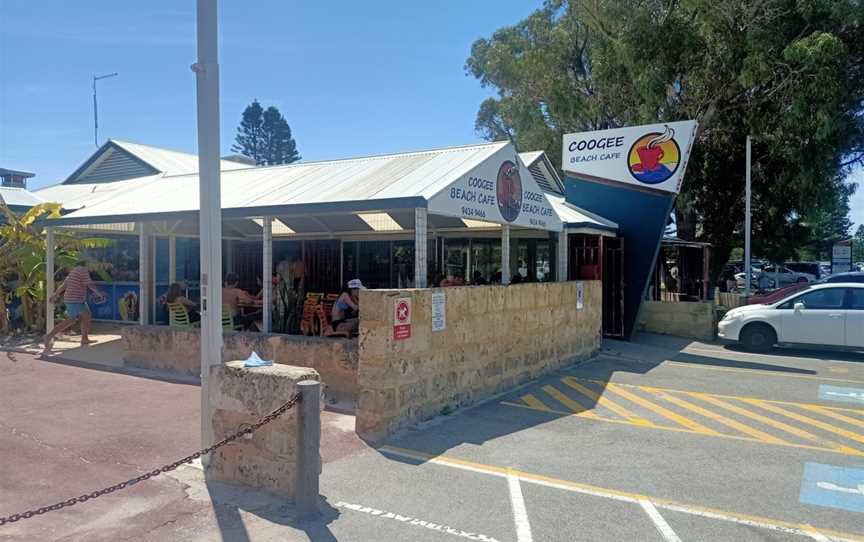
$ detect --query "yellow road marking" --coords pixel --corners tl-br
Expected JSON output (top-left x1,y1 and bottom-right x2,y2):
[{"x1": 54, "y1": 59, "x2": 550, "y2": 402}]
[
  {"x1": 586, "y1": 378, "x2": 864, "y2": 415},
  {"x1": 641, "y1": 386, "x2": 789, "y2": 445},
  {"x1": 541, "y1": 385, "x2": 600, "y2": 418},
  {"x1": 796, "y1": 405, "x2": 864, "y2": 428},
  {"x1": 604, "y1": 383, "x2": 721, "y2": 435},
  {"x1": 379, "y1": 445, "x2": 864, "y2": 542},
  {"x1": 561, "y1": 377, "x2": 653, "y2": 426},
  {"x1": 666, "y1": 361, "x2": 864, "y2": 385},
  {"x1": 688, "y1": 392, "x2": 861, "y2": 455},
  {"x1": 521, "y1": 394, "x2": 551, "y2": 411},
  {"x1": 500, "y1": 400, "x2": 864, "y2": 457},
  {"x1": 740, "y1": 399, "x2": 864, "y2": 446}
]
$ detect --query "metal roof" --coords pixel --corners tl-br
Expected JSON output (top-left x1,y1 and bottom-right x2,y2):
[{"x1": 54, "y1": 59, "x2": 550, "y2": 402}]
[
  {"x1": 518, "y1": 151, "x2": 564, "y2": 195},
  {"x1": 110, "y1": 140, "x2": 249, "y2": 176},
  {"x1": 0, "y1": 186, "x2": 45, "y2": 209},
  {"x1": 547, "y1": 194, "x2": 618, "y2": 232},
  {"x1": 48, "y1": 141, "x2": 512, "y2": 225},
  {"x1": 0, "y1": 168, "x2": 35, "y2": 178}
]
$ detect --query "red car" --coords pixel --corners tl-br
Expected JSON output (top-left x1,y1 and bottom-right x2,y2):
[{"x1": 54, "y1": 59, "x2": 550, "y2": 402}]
[{"x1": 745, "y1": 272, "x2": 864, "y2": 304}]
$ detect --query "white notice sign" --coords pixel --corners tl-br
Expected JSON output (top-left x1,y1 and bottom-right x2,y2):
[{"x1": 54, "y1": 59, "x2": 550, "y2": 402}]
[
  {"x1": 576, "y1": 282, "x2": 584, "y2": 310},
  {"x1": 431, "y1": 292, "x2": 446, "y2": 332}
]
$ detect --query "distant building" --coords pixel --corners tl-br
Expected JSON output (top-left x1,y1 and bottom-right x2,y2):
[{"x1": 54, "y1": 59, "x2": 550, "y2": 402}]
[{"x1": 0, "y1": 168, "x2": 35, "y2": 189}]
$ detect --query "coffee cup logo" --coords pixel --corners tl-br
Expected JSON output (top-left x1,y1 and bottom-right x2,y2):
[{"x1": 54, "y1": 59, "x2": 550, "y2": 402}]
[
  {"x1": 496, "y1": 160, "x2": 522, "y2": 223},
  {"x1": 628, "y1": 125, "x2": 680, "y2": 185}
]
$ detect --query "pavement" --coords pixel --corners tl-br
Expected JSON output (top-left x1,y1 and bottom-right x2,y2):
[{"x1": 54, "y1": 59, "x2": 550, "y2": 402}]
[{"x1": 2, "y1": 333, "x2": 864, "y2": 541}]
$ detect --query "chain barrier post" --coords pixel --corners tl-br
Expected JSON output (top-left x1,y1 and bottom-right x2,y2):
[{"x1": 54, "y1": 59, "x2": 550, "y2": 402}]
[{"x1": 296, "y1": 380, "x2": 321, "y2": 519}]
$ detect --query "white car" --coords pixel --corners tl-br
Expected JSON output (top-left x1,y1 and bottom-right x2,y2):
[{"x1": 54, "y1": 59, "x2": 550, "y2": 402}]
[
  {"x1": 759, "y1": 265, "x2": 816, "y2": 288},
  {"x1": 718, "y1": 283, "x2": 864, "y2": 351}
]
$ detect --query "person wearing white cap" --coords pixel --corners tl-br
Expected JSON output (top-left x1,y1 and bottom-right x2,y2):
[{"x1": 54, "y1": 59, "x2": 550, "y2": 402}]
[{"x1": 332, "y1": 279, "x2": 364, "y2": 334}]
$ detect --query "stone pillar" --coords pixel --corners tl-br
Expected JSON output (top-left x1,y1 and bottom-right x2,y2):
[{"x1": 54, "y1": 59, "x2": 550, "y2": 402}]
[
  {"x1": 46, "y1": 226, "x2": 55, "y2": 331},
  {"x1": 139, "y1": 222, "x2": 150, "y2": 325},
  {"x1": 558, "y1": 230, "x2": 569, "y2": 282},
  {"x1": 414, "y1": 207, "x2": 428, "y2": 288},
  {"x1": 262, "y1": 216, "x2": 273, "y2": 332},
  {"x1": 501, "y1": 225, "x2": 511, "y2": 284}
]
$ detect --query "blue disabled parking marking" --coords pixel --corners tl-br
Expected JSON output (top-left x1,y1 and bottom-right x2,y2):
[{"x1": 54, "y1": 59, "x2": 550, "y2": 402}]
[
  {"x1": 800, "y1": 462, "x2": 864, "y2": 513},
  {"x1": 818, "y1": 385, "x2": 864, "y2": 405}
]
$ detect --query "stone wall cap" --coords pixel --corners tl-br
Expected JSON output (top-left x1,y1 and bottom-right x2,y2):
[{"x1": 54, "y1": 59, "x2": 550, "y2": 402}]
[{"x1": 222, "y1": 360, "x2": 320, "y2": 381}]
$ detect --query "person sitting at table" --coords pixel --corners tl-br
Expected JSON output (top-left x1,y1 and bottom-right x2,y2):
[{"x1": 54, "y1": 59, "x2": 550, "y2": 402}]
[
  {"x1": 222, "y1": 272, "x2": 262, "y2": 330},
  {"x1": 167, "y1": 282, "x2": 200, "y2": 323},
  {"x1": 331, "y1": 279, "x2": 362, "y2": 334}
]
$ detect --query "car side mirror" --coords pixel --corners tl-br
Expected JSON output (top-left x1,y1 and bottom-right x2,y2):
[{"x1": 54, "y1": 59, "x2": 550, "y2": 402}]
[{"x1": 793, "y1": 302, "x2": 805, "y2": 313}]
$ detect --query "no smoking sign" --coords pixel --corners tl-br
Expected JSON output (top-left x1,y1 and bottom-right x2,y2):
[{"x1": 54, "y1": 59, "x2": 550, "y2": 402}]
[{"x1": 393, "y1": 297, "x2": 412, "y2": 340}]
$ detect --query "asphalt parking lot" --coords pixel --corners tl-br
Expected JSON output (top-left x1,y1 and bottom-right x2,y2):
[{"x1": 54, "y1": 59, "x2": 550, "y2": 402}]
[{"x1": 2, "y1": 335, "x2": 863, "y2": 541}]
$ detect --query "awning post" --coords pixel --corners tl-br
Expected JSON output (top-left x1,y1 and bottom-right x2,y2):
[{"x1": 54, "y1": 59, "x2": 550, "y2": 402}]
[
  {"x1": 262, "y1": 216, "x2": 272, "y2": 332},
  {"x1": 501, "y1": 225, "x2": 511, "y2": 285},
  {"x1": 557, "y1": 230, "x2": 568, "y2": 282},
  {"x1": 46, "y1": 226, "x2": 55, "y2": 332},
  {"x1": 414, "y1": 208, "x2": 428, "y2": 288},
  {"x1": 139, "y1": 222, "x2": 150, "y2": 325},
  {"x1": 168, "y1": 235, "x2": 176, "y2": 284}
]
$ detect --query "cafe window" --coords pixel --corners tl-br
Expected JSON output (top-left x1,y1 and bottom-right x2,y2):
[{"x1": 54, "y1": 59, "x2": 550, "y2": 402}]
[
  {"x1": 82, "y1": 234, "x2": 139, "y2": 282},
  {"x1": 392, "y1": 240, "x2": 415, "y2": 288},
  {"x1": 470, "y1": 239, "x2": 501, "y2": 284},
  {"x1": 358, "y1": 241, "x2": 391, "y2": 289},
  {"x1": 442, "y1": 239, "x2": 469, "y2": 285}
]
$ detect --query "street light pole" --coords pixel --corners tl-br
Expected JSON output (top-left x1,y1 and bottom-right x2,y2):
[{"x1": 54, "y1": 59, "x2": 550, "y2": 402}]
[
  {"x1": 744, "y1": 136, "x2": 752, "y2": 298},
  {"x1": 194, "y1": 0, "x2": 223, "y2": 455},
  {"x1": 92, "y1": 73, "x2": 118, "y2": 147}
]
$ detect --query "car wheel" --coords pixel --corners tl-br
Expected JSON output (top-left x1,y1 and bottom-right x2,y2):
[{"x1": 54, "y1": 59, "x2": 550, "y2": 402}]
[
  {"x1": 796, "y1": 277, "x2": 808, "y2": 283},
  {"x1": 740, "y1": 323, "x2": 776, "y2": 353}
]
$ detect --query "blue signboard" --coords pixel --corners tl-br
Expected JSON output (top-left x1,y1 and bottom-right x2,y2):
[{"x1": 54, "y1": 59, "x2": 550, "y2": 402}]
[
  {"x1": 800, "y1": 462, "x2": 864, "y2": 513},
  {"x1": 819, "y1": 385, "x2": 864, "y2": 406},
  {"x1": 87, "y1": 284, "x2": 114, "y2": 320}
]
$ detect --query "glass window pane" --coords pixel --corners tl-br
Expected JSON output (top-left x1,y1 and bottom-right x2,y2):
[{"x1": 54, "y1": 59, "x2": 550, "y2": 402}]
[
  {"x1": 849, "y1": 288, "x2": 864, "y2": 310},
  {"x1": 795, "y1": 288, "x2": 845, "y2": 309},
  {"x1": 358, "y1": 241, "x2": 391, "y2": 289},
  {"x1": 442, "y1": 239, "x2": 468, "y2": 285},
  {"x1": 392, "y1": 241, "x2": 415, "y2": 288}
]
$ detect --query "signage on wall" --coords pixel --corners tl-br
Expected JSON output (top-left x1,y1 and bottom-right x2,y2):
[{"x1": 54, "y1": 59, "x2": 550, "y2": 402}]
[
  {"x1": 393, "y1": 297, "x2": 412, "y2": 340},
  {"x1": 832, "y1": 241, "x2": 852, "y2": 274},
  {"x1": 428, "y1": 142, "x2": 562, "y2": 232},
  {"x1": 576, "y1": 282, "x2": 584, "y2": 310},
  {"x1": 562, "y1": 120, "x2": 698, "y2": 194},
  {"x1": 431, "y1": 292, "x2": 446, "y2": 332}
]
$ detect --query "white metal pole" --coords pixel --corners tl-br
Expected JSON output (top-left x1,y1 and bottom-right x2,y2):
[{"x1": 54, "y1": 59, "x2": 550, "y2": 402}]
[
  {"x1": 414, "y1": 208, "x2": 428, "y2": 288},
  {"x1": 744, "y1": 136, "x2": 752, "y2": 298},
  {"x1": 557, "y1": 229, "x2": 568, "y2": 282},
  {"x1": 262, "y1": 216, "x2": 273, "y2": 333},
  {"x1": 46, "y1": 227, "x2": 55, "y2": 332},
  {"x1": 501, "y1": 225, "x2": 511, "y2": 285},
  {"x1": 168, "y1": 235, "x2": 177, "y2": 284},
  {"x1": 195, "y1": 0, "x2": 223, "y2": 452},
  {"x1": 139, "y1": 222, "x2": 149, "y2": 325}
]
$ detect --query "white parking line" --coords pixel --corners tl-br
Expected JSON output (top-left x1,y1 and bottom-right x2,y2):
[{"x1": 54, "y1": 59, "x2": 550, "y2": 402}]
[
  {"x1": 640, "y1": 500, "x2": 682, "y2": 542},
  {"x1": 507, "y1": 469, "x2": 533, "y2": 542}
]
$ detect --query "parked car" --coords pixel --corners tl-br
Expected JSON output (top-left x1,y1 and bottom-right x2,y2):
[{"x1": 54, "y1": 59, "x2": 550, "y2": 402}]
[
  {"x1": 758, "y1": 264, "x2": 816, "y2": 288},
  {"x1": 786, "y1": 262, "x2": 823, "y2": 281},
  {"x1": 745, "y1": 272, "x2": 864, "y2": 305},
  {"x1": 718, "y1": 283, "x2": 864, "y2": 351}
]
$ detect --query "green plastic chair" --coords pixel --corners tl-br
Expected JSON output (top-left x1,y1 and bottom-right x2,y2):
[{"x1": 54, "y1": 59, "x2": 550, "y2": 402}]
[
  {"x1": 167, "y1": 302, "x2": 194, "y2": 328},
  {"x1": 222, "y1": 304, "x2": 242, "y2": 331}
]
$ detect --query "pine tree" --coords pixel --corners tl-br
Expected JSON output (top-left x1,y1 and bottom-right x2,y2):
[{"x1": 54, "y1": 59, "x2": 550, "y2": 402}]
[{"x1": 231, "y1": 100, "x2": 300, "y2": 166}]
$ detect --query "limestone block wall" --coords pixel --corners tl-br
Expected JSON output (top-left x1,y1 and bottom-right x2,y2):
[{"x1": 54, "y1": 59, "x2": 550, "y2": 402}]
[
  {"x1": 356, "y1": 281, "x2": 602, "y2": 440},
  {"x1": 636, "y1": 300, "x2": 716, "y2": 341},
  {"x1": 207, "y1": 361, "x2": 319, "y2": 499},
  {"x1": 122, "y1": 327, "x2": 358, "y2": 403}
]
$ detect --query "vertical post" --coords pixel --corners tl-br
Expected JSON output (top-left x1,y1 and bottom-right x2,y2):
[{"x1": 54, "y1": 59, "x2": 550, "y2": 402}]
[
  {"x1": 501, "y1": 225, "x2": 511, "y2": 285},
  {"x1": 195, "y1": 0, "x2": 223, "y2": 453},
  {"x1": 139, "y1": 222, "x2": 150, "y2": 325},
  {"x1": 557, "y1": 230, "x2": 568, "y2": 282},
  {"x1": 744, "y1": 136, "x2": 752, "y2": 298},
  {"x1": 168, "y1": 235, "x2": 177, "y2": 284},
  {"x1": 414, "y1": 207, "x2": 428, "y2": 288},
  {"x1": 262, "y1": 216, "x2": 273, "y2": 333},
  {"x1": 296, "y1": 380, "x2": 321, "y2": 518},
  {"x1": 46, "y1": 227, "x2": 55, "y2": 332}
]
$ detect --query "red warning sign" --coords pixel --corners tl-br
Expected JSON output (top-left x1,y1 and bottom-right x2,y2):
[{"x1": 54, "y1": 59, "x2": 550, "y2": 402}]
[{"x1": 393, "y1": 297, "x2": 412, "y2": 340}]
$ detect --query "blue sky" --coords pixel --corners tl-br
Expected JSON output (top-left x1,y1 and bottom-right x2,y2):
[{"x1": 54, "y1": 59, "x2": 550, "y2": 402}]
[{"x1": 1, "y1": 0, "x2": 862, "y2": 227}]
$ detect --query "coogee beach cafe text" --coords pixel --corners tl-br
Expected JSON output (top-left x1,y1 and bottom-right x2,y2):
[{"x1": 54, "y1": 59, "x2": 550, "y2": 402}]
[
  {"x1": 448, "y1": 176, "x2": 554, "y2": 228},
  {"x1": 567, "y1": 136, "x2": 625, "y2": 164}
]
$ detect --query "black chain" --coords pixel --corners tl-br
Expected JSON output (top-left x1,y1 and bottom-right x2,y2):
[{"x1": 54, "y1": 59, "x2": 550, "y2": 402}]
[{"x1": 0, "y1": 393, "x2": 301, "y2": 526}]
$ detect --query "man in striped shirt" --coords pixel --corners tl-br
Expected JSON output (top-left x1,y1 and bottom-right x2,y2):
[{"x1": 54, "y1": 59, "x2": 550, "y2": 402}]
[{"x1": 44, "y1": 260, "x2": 104, "y2": 353}]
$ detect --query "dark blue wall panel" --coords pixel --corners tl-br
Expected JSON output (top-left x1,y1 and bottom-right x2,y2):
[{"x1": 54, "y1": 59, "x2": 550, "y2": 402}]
[{"x1": 565, "y1": 177, "x2": 674, "y2": 339}]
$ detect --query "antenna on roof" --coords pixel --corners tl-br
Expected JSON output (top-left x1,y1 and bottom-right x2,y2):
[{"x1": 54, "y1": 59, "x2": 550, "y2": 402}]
[{"x1": 93, "y1": 73, "x2": 119, "y2": 146}]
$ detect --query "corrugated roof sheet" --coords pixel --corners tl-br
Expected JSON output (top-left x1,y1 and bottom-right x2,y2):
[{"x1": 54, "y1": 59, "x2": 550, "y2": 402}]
[
  {"x1": 0, "y1": 186, "x2": 45, "y2": 208},
  {"x1": 111, "y1": 140, "x2": 249, "y2": 176},
  {"x1": 50, "y1": 142, "x2": 509, "y2": 221},
  {"x1": 547, "y1": 194, "x2": 618, "y2": 231}
]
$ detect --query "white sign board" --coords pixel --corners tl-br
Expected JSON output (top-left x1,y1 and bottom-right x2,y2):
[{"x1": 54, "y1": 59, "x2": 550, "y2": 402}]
[
  {"x1": 428, "y1": 142, "x2": 562, "y2": 231},
  {"x1": 832, "y1": 243, "x2": 853, "y2": 274},
  {"x1": 576, "y1": 282, "x2": 584, "y2": 310},
  {"x1": 431, "y1": 292, "x2": 446, "y2": 332},
  {"x1": 562, "y1": 120, "x2": 698, "y2": 194}
]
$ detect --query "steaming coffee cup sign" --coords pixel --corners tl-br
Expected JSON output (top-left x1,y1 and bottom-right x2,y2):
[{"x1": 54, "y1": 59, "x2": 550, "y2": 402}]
[
  {"x1": 627, "y1": 126, "x2": 680, "y2": 184},
  {"x1": 393, "y1": 297, "x2": 412, "y2": 340}
]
